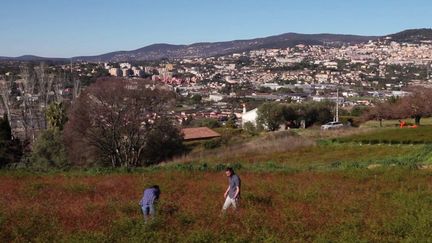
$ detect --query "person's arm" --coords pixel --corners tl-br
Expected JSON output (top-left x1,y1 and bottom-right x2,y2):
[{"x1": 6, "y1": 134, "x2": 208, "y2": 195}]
[
  {"x1": 233, "y1": 186, "x2": 240, "y2": 199},
  {"x1": 224, "y1": 185, "x2": 230, "y2": 198}
]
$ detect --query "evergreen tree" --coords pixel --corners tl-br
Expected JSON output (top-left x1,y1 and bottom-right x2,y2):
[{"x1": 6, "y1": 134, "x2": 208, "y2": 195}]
[
  {"x1": 0, "y1": 114, "x2": 22, "y2": 168},
  {"x1": 28, "y1": 102, "x2": 69, "y2": 169},
  {"x1": 0, "y1": 113, "x2": 12, "y2": 141}
]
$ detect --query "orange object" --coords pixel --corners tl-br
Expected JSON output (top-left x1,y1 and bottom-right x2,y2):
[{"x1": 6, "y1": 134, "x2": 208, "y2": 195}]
[{"x1": 399, "y1": 120, "x2": 407, "y2": 128}]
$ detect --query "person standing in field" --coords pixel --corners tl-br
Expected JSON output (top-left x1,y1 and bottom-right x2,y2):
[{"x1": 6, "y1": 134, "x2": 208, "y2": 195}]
[
  {"x1": 139, "y1": 185, "x2": 160, "y2": 221},
  {"x1": 222, "y1": 167, "x2": 241, "y2": 211}
]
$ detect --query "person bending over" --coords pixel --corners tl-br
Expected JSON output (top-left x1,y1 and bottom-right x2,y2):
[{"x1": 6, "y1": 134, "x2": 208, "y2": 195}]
[{"x1": 139, "y1": 185, "x2": 160, "y2": 221}]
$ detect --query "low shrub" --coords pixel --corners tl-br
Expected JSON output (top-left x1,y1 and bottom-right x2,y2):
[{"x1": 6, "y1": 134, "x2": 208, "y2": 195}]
[{"x1": 203, "y1": 139, "x2": 222, "y2": 150}]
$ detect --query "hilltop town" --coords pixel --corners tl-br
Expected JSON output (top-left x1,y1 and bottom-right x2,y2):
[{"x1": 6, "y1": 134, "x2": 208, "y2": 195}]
[{"x1": 1, "y1": 31, "x2": 432, "y2": 140}]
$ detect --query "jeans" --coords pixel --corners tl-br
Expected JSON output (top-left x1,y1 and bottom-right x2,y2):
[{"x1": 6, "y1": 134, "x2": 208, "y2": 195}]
[
  {"x1": 141, "y1": 204, "x2": 155, "y2": 221},
  {"x1": 222, "y1": 196, "x2": 238, "y2": 211}
]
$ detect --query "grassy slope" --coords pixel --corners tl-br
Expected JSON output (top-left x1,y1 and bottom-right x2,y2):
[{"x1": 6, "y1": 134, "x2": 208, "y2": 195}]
[{"x1": 2, "y1": 127, "x2": 432, "y2": 241}]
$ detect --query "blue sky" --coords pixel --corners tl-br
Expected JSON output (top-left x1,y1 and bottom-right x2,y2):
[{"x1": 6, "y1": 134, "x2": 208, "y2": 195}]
[{"x1": 0, "y1": 0, "x2": 430, "y2": 57}]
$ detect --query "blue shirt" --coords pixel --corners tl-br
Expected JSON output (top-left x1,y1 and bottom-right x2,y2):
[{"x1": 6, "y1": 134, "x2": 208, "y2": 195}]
[
  {"x1": 139, "y1": 188, "x2": 160, "y2": 206},
  {"x1": 229, "y1": 174, "x2": 241, "y2": 198}
]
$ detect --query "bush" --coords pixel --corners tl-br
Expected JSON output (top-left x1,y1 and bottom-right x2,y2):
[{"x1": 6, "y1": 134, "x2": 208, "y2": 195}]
[
  {"x1": 203, "y1": 138, "x2": 222, "y2": 150},
  {"x1": 191, "y1": 118, "x2": 221, "y2": 129},
  {"x1": 29, "y1": 128, "x2": 69, "y2": 169},
  {"x1": 243, "y1": 122, "x2": 259, "y2": 136}
]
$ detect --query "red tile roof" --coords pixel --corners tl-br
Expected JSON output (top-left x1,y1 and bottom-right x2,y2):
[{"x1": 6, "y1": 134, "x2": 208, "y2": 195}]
[{"x1": 181, "y1": 127, "x2": 221, "y2": 141}]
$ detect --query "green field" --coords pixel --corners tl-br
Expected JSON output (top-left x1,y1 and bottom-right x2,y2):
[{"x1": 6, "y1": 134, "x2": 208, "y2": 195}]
[
  {"x1": 3, "y1": 127, "x2": 432, "y2": 242},
  {"x1": 361, "y1": 117, "x2": 432, "y2": 128},
  {"x1": 334, "y1": 126, "x2": 432, "y2": 145},
  {"x1": 172, "y1": 144, "x2": 428, "y2": 172}
]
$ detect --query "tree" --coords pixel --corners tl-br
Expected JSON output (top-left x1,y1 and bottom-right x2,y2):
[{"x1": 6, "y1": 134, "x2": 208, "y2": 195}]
[
  {"x1": 0, "y1": 113, "x2": 12, "y2": 141},
  {"x1": 19, "y1": 64, "x2": 38, "y2": 141},
  {"x1": 141, "y1": 119, "x2": 185, "y2": 165},
  {"x1": 350, "y1": 106, "x2": 369, "y2": 117},
  {"x1": 257, "y1": 102, "x2": 285, "y2": 131},
  {"x1": 282, "y1": 105, "x2": 298, "y2": 127},
  {"x1": 190, "y1": 118, "x2": 221, "y2": 129},
  {"x1": 64, "y1": 77, "x2": 183, "y2": 167},
  {"x1": 293, "y1": 101, "x2": 333, "y2": 128},
  {"x1": 0, "y1": 114, "x2": 22, "y2": 168},
  {"x1": 191, "y1": 94, "x2": 202, "y2": 105},
  {"x1": 29, "y1": 128, "x2": 68, "y2": 169},
  {"x1": 399, "y1": 88, "x2": 432, "y2": 125},
  {"x1": 0, "y1": 78, "x2": 14, "y2": 123},
  {"x1": 29, "y1": 102, "x2": 69, "y2": 169},
  {"x1": 35, "y1": 62, "x2": 54, "y2": 107},
  {"x1": 362, "y1": 102, "x2": 395, "y2": 127},
  {"x1": 45, "y1": 102, "x2": 68, "y2": 130},
  {"x1": 363, "y1": 87, "x2": 432, "y2": 126},
  {"x1": 225, "y1": 113, "x2": 238, "y2": 129}
]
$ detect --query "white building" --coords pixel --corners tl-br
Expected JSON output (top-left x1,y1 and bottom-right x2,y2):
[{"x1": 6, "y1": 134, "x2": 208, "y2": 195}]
[
  {"x1": 119, "y1": 63, "x2": 132, "y2": 69},
  {"x1": 241, "y1": 105, "x2": 258, "y2": 127},
  {"x1": 391, "y1": 91, "x2": 410, "y2": 97},
  {"x1": 109, "y1": 68, "x2": 122, "y2": 77},
  {"x1": 122, "y1": 69, "x2": 132, "y2": 77},
  {"x1": 133, "y1": 69, "x2": 145, "y2": 77},
  {"x1": 208, "y1": 94, "x2": 225, "y2": 102}
]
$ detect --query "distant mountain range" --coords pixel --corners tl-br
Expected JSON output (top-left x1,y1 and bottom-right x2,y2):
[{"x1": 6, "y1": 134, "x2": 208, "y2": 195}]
[
  {"x1": 71, "y1": 33, "x2": 375, "y2": 62},
  {"x1": 1, "y1": 29, "x2": 431, "y2": 62}
]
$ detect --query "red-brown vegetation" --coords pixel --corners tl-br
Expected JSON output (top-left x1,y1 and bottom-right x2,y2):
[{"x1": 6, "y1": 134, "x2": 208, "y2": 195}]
[{"x1": 2, "y1": 169, "x2": 432, "y2": 241}]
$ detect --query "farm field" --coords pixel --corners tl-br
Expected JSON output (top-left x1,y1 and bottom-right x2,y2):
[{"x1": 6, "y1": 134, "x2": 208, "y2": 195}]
[{"x1": 2, "y1": 127, "x2": 432, "y2": 242}]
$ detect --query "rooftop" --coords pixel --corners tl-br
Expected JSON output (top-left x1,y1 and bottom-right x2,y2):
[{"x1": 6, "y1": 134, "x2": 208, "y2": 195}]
[{"x1": 181, "y1": 127, "x2": 221, "y2": 141}]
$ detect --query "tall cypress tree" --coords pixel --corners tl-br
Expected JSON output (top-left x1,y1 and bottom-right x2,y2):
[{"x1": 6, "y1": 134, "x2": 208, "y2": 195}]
[
  {"x1": 0, "y1": 113, "x2": 12, "y2": 141},
  {"x1": 0, "y1": 114, "x2": 21, "y2": 168}
]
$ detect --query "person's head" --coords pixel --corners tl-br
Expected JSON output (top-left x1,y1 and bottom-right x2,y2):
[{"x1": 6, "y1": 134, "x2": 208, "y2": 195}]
[
  {"x1": 225, "y1": 167, "x2": 234, "y2": 177},
  {"x1": 152, "y1": 185, "x2": 160, "y2": 191}
]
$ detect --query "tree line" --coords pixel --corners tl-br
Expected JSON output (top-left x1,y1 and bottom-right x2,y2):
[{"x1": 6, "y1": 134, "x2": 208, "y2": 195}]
[
  {"x1": 4, "y1": 72, "x2": 430, "y2": 170},
  {"x1": 1, "y1": 77, "x2": 185, "y2": 169},
  {"x1": 255, "y1": 101, "x2": 335, "y2": 131},
  {"x1": 363, "y1": 87, "x2": 432, "y2": 126}
]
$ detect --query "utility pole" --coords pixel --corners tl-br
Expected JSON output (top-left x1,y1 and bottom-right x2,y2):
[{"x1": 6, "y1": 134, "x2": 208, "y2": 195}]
[
  {"x1": 335, "y1": 87, "x2": 339, "y2": 122},
  {"x1": 428, "y1": 61, "x2": 431, "y2": 81}
]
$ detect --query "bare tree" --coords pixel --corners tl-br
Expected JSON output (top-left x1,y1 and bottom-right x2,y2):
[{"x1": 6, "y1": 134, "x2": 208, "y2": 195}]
[
  {"x1": 73, "y1": 79, "x2": 81, "y2": 100},
  {"x1": 19, "y1": 64, "x2": 38, "y2": 141},
  {"x1": 64, "y1": 77, "x2": 183, "y2": 167},
  {"x1": 0, "y1": 77, "x2": 13, "y2": 123},
  {"x1": 35, "y1": 62, "x2": 55, "y2": 107},
  {"x1": 52, "y1": 70, "x2": 65, "y2": 103},
  {"x1": 362, "y1": 102, "x2": 395, "y2": 127},
  {"x1": 399, "y1": 87, "x2": 432, "y2": 125}
]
